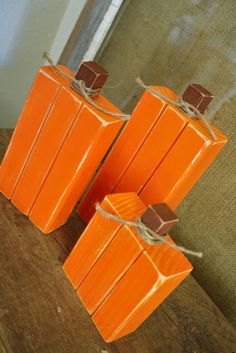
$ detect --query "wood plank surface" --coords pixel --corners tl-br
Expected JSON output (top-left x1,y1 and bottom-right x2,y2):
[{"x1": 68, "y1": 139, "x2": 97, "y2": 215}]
[{"x1": 0, "y1": 129, "x2": 235, "y2": 353}]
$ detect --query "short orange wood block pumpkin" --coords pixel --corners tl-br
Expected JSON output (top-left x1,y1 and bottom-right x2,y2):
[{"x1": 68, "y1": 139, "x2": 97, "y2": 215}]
[{"x1": 64, "y1": 192, "x2": 192, "y2": 342}]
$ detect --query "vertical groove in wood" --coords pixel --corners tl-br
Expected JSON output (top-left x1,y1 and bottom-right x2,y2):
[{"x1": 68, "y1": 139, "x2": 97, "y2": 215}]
[
  {"x1": 63, "y1": 193, "x2": 145, "y2": 290},
  {"x1": 11, "y1": 88, "x2": 82, "y2": 215},
  {"x1": 77, "y1": 87, "x2": 177, "y2": 223},
  {"x1": 0, "y1": 69, "x2": 61, "y2": 199},
  {"x1": 92, "y1": 241, "x2": 192, "y2": 342},
  {"x1": 140, "y1": 124, "x2": 227, "y2": 209}
]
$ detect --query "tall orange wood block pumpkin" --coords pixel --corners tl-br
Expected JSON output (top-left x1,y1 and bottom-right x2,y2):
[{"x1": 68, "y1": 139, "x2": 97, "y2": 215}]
[
  {"x1": 28, "y1": 99, "x2": 124, "y2": 233},
  {"x1": 0, "y1": 59, "x2": 125, "y2": 232},
  {"x1": 10, "y1": 60, "x2": 124, "y2": 219},
  {"x1": 77, "y1": 86, "x2": 178, "y2": 223},
  {"x1": 64, "y1": 192, "x2": 192, "y2": 342},
  {"x1": 0, "y1": 65, "x2": 71, "y2": 199}
]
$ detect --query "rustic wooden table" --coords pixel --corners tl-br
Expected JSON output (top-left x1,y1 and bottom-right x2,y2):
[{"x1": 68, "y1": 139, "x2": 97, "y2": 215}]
[{"x1": 0, "y1": 129, "x2": 235, "y2": 353}]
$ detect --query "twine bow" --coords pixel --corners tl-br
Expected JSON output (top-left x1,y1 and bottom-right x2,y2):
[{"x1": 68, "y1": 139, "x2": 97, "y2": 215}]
[
  {"x1": 95, "y1": 203, "x2": 203, "y2": 258},
  {"x1": 136, "y1": 77, "x2": 217, "y2": 141},
  {"x1": 43, "y1": 52, "x2": 130, "y2": 120}
]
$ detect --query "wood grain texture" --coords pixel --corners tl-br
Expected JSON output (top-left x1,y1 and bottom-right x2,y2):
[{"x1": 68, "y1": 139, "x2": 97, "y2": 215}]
[{"x1": 0, "y1": 129, "x2": 235, "y2": 352}]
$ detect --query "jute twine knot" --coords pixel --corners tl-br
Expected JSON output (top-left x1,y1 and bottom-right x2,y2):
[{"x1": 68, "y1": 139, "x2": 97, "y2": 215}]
[
  {"x1": 95, "y1": 203, "x2": 203, "y2": 258},
  {"x1": 136, "y1": 77, "x2": 217, "y2": 141},
  {"x1": 43, "y1": 52, "x2": 130, "y2": 120}
]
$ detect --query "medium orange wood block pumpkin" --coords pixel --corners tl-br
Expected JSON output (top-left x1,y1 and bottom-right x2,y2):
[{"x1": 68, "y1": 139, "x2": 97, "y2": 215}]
[
  {"x1": 78, "y1": 83, "x2": 227, "y2": 220},
  {"x1": 92, "y1": 240, "x2": 192, "y2": 342},
  {"x1": 0, "y1": 65, "x2": 71, "y2": 199},
  {"x1": 77, "y1": 86, "x2": 178, "y2": 223},
  {"x1": 137, "y1": 84, "x2": 227, "y2": 209},
  {"x1": 63, "y1": 193, "x2": 145, "y2": 289}
]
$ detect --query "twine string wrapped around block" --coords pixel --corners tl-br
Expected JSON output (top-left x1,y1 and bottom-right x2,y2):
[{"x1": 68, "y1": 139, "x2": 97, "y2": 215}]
[
  {"x1": 136, "y1": 77, "x2": 217, "y2": 141},
  {"x1": 43, "y1": 52, "x2": 217, "y2": 139},
  {"x1": 95, "y1": 203, "x2": 203, "y2": 258},
  {"x1": 43, "y1": 52, "x2": 130, "y2": 120}
]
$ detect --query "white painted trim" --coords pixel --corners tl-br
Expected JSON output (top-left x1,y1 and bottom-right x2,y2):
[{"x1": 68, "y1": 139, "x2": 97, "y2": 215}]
[
  {"x1": 82, "y1": 0, "x2": 124, "y2": 62},
  {"x1": 48, "y1": 0, "x2": 87, "y2": 64}
]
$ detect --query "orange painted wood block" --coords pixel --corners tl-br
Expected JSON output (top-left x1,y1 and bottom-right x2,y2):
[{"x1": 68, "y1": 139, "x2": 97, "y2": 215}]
[
  {"x1": 63, "y1": 193, "x2": 145, "y2": 289},
  {"x1": 78, "y1": 84, "x2": 227, "y2": 222},
  {"x1": 28, "y1": 105, "x2": 124, "y2": 234},
  {"x1": 140, "y1": 122, "x2": 227, "y2": 210},
  {"x1": 64, "y1": 191, "x2": 191, "y2": 341},
  {"x1": 0, "y1": 66, "x2": 71, "y2": 199},
  {"x1": 92, "y1": 236, "x2": 192, "y2": 342},
  {"x1": 11, "y1": 86, "x2": 82, "y2": 215},
  {"x1": 113, "y1": 105, "x2": 188, "y2": 194},
  {"x1": 77, "y1": 225, "x2": 144, "y2": 314},
  {"x1": 77, "y1": 87, "x2": 178, "y2": 223}
]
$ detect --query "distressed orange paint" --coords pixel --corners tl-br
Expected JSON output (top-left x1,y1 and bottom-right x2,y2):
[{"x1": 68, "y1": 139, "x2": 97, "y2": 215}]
[
  {"x1": 63, "y1": 193, "x2": 145, "y2": 289},
  {"x1": 29, "y1": 104, "x2": 124, "y2": 234},
  {"x1": 78, "y1": 85, "x2": 227, "y2": 221},
  {"x1": 92, "y1": 236, "x2": 192, "y2": 342},
  {"x1": 0, "y1": 66, "x2": 71, "y2": 199},
  {"x1": 64, "y1": 192, "x2": 192, "y2": 341},
  {"x1": 113, "y1": 105, "x2": 188, "y2": 194},
  {"x1": 77, "y1": 87, "x2": 178, "y2": 223},
  {"x1": 77, "y1": 225, "x2": 144, "y2": 314},
  {"x1": 0, "y1": 60, "x2": 125, "y2": 229},
  {"x1": 11, "y1": 87, "x2": 82, "y2": 215},
  {"x1": 140, "y1": 122, "x2": 227, "y2": 210}
]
